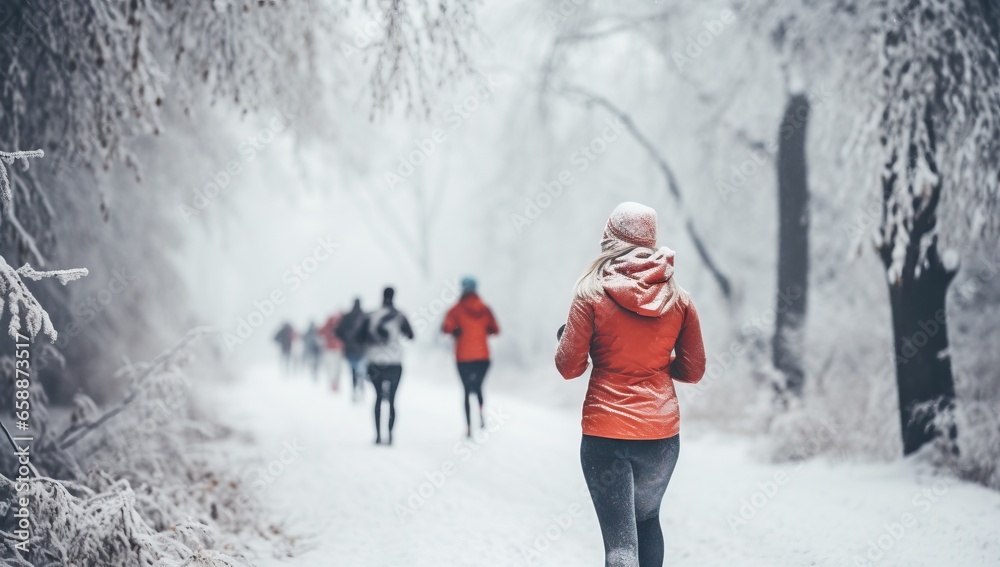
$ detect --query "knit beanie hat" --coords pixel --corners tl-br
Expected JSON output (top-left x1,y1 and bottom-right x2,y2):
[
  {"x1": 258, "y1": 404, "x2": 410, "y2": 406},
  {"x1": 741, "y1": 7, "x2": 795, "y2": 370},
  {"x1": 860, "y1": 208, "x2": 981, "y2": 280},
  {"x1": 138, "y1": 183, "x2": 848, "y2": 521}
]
[
  {"x1": 603, "y1": 202, "x2": 658, "y2": 248},
  {"x1": 460, "y1": 276, "x2": 477, "y2": 294}
]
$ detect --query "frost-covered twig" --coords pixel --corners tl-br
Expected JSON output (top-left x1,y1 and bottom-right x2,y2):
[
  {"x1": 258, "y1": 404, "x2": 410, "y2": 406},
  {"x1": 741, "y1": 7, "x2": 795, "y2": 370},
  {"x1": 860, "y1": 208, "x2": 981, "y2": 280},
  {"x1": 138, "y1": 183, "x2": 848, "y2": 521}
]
[
  {"x1": 0, "y1": 255, "x2": 88, "y2": 341},
  {"x1": 16, "y1": 263, "x2": 90, "y2": 285},
  {"x1": 0, "y1": 149, "x2": 43, "y2": 207},
  {"x1": 0, "y1": 417, "x2": 40, "y2": 477},
  {"x1": 0, "y1": 256, "x2": 55, "y2": 341},
  {"x1": 58, "y1": 327, "x2": 215, "y2": 450}
]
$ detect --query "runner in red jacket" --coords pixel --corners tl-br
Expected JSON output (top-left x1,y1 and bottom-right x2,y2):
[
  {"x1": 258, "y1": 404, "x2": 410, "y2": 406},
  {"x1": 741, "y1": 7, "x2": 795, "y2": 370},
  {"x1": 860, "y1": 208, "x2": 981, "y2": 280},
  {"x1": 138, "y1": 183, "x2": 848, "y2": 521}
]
[
  {"x1": 319, "y1": 313, "x2": 345, "y2": 391},
  {"x1": 555, "y1": 202, "x2": 705, "y2": 567},
  {"x1": 442, "y1": 277, "x2": 500, "y2": 437}
]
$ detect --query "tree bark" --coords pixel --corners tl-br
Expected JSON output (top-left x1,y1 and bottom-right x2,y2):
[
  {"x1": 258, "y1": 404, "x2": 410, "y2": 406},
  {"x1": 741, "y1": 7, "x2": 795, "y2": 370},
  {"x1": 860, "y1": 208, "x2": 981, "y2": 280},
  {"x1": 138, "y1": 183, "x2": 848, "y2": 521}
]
[
  {"x1": 772, "y1": 93, "x2": 810, "y2": 399},
  {"x1": 879, "y1": 136, "x2": 958, "y2": 455},
  {"x1": 886, "y1": 240, "x2": 956, "y2": 455}
]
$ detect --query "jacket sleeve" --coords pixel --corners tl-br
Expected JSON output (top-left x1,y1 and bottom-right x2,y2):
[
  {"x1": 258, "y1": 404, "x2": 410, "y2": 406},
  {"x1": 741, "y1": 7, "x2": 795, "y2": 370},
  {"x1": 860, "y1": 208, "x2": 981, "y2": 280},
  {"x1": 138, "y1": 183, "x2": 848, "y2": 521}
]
[
  {"x1": 441, "y1": 307, "x2": 458, "y2": 334},
  {"x1": 486, "y1": 308, "x2": 500, "y2": 336},
  {"x1": 555, "y1": 297, "x2": 594, "y2": 380},
  {"x1": 670, "y1": 299, "x2": 706, "y2": 384},
  {"x1": 399, "y1": 314, "x2": 415, "y2": 340}
]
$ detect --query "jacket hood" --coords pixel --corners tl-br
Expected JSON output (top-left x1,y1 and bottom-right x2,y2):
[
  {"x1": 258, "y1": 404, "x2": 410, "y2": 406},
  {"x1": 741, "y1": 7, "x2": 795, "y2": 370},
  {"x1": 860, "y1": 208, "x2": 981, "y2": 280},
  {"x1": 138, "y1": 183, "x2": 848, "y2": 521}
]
[
  {"x1": 602, "y1": 247, "x2": 679, "y2": 317},
  {"x1": 458, "y1": 293, "x2": 491, "y2": 317}
]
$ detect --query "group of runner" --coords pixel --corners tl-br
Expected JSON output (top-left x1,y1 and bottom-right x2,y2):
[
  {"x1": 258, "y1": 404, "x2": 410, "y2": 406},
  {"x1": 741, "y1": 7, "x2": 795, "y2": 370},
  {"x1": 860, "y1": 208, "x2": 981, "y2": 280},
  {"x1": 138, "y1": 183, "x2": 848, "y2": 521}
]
[
  {"x1": 276, "y1": 202, "x2": 709, "y2": 565},
  {"x1": 272, "y1": 277, "x2": 500, "y2": 444}
]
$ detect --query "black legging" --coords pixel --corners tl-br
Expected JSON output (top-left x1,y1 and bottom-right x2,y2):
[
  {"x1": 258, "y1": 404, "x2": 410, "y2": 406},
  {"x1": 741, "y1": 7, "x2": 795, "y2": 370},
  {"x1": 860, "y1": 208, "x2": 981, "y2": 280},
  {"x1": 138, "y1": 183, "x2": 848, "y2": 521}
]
[
  {"x1": 457, "y1": 360, "x2": 490, "y2": 430},
  {"x1": 580, "y1": 434, "x2": 680, "y2": 567},
  {"x1": 368, "y1": 363, "x2": 402, "y2": 444}
]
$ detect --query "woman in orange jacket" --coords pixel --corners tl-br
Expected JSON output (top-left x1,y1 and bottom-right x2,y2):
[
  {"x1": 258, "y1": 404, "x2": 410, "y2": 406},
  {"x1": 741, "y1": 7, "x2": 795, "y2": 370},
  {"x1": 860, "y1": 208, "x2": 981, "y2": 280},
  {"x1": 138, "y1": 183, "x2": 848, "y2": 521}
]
[
  {"x1": 555, "y1": 202, "x2": 706, "y2": 567},
  {"x1": 442, "y1": 276, "x2": 500, "y2": 437}
]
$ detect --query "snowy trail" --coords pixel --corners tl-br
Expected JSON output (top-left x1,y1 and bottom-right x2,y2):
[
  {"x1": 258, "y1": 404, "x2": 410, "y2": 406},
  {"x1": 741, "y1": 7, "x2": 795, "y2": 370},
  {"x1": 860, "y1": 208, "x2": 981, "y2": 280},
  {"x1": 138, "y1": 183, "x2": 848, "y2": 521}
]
[{"x1": 212, "y1": 363, "x2": 1000, "y2": 567}]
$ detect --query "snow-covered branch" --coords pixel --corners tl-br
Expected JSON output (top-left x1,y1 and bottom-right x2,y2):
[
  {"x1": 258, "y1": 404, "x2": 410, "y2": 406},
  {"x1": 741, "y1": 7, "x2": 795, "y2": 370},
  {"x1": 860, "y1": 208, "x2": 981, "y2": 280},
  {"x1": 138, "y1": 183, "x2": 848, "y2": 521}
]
[
  {"x1": 57, "y1": 327, "x2": 214, "y2": 450},
  {"x1": 0, "y1": 149, "x2": 43, "y2": 207},
  {"x1": 0, "y1": 255, "x2": 79, "y2": 342},
  {"x1": 15, "y1": 263, "x2": 89, "y2": 285},
  {"x1": 559, "y1": 83, "x2": 734, "y2": 300},
  {"x1": 1, "y1": 328, "x2": 273, "y2": 565}
]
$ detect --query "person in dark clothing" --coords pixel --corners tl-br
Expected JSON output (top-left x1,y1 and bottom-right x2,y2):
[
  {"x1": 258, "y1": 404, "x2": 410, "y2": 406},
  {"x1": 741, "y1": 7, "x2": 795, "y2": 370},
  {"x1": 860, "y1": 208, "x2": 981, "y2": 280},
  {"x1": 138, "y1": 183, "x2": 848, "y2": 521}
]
[
  {"x1": 336, "y1": 298, "x2": 368, "y2": 402},
  {"x1": 357, "y1": 287, "x2": 413, "y2": 445},
  {"x1": 441, "y1": 276, "x2": 500, "y2": 438},
  {"x1": 301, "y1": 322, "x2": 323, "y2": 380},
  {"x1": 318, "y1": 312, "x2": 345, "y2": 391},
  {"x1": 273, "y1": 322, "x2": 296, "y2": 373}
]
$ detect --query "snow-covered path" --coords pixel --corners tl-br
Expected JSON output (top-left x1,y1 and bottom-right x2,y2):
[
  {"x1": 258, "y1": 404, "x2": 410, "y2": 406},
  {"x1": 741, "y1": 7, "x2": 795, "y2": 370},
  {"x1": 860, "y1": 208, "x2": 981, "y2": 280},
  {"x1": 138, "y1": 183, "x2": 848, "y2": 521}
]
[{"x1": 213, "y1": 363, "x2": 1000, "y2": 567}]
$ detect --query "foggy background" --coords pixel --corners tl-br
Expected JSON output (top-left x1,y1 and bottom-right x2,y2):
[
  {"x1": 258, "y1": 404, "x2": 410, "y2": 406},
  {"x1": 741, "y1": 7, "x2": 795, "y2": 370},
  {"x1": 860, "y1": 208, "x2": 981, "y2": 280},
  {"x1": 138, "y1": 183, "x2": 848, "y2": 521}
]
[{"x1": 1, "y1": 0, "x2": 999, "y2": 565}]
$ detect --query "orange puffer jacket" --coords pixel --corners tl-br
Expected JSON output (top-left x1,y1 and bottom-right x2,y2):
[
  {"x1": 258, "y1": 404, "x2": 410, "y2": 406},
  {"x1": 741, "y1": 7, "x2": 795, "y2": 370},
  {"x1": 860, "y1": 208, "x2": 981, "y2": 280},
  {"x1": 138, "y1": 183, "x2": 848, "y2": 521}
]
[
  {"x1": 442, "y1": 293, "x2": 500, "y2": 362},
  {"x1": 555, "y1": 247, "x2": 706, "y2": 440}
]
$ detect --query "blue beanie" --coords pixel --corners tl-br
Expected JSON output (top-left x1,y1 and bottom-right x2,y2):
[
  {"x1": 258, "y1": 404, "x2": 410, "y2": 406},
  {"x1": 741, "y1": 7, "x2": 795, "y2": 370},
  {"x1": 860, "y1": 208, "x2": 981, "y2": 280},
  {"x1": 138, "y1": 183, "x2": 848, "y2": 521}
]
[{"x1": 460, "y1": 276, "x2": 477, "y2": 294}]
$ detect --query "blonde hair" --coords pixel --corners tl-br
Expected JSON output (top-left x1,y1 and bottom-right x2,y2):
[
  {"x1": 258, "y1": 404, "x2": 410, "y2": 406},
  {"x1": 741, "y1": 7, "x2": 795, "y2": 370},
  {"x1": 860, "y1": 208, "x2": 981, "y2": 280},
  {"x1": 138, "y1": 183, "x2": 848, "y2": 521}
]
[{"x1": 573, "y1": 238, "x2": 638, "y2": 299}]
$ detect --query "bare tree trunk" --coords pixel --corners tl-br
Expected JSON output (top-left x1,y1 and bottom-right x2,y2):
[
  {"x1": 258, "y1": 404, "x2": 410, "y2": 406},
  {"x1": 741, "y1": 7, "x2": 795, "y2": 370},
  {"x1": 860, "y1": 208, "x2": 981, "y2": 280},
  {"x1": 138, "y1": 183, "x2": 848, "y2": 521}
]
[
  {"x1": 772, "y1": 93, "x2": 810, "y2": 399},
  {"x1": 887, "y1": 241, "x2": 956, "y2": 455}
]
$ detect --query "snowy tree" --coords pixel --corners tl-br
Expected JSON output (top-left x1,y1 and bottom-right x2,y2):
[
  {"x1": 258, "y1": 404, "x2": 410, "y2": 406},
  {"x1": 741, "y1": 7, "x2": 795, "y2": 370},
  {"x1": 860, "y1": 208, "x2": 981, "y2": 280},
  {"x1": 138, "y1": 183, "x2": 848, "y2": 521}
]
[
  {"x1": 537, "y1": 0, "x2": 735, "y2": 302},
  {"x1": 771, "y1": 90, "x2": 810, "y2": 400},
  {"x1": 872, "y1": 0, "x2": 1000, "y2": 455},
  {"x1": 1, "y1": 1, "x2": 482, "y2": 563},
  {"x1": 0, "y1": 0, "x2": 481, "y2": 398},
  {"x1": 739, "y1": 3, "x2": 823, "y2": 402}
]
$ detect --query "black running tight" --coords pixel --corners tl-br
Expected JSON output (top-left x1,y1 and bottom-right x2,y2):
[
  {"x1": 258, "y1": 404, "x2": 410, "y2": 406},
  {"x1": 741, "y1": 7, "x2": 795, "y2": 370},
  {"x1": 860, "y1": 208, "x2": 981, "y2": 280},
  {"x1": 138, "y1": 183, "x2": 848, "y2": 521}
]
[
  {"x1": 580, "y1": 434, "x2": 680, "y2": 567},
  {"x1": 368, "y1": 363, "x2": 402, "y2": 443},
  {"x1": 457, "y1": 359, "x2": 490, "y2": 429}
]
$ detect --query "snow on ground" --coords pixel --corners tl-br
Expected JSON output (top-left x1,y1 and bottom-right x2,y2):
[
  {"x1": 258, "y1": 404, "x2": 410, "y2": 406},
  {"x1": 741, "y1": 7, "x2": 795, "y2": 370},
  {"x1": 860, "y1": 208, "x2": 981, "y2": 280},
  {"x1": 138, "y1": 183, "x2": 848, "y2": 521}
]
[{"x1": 209, "y1": 358, "x2": 1000, "y2": 567}]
